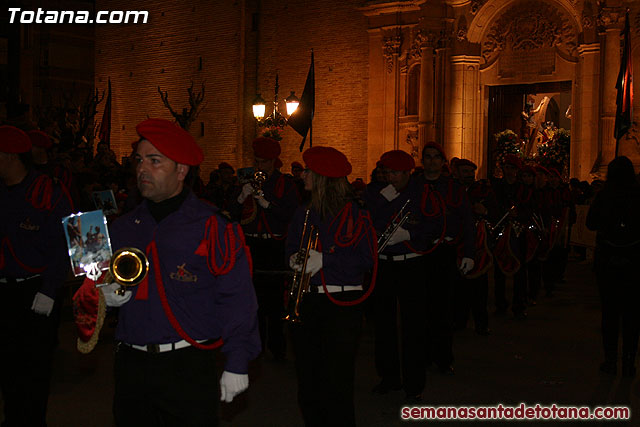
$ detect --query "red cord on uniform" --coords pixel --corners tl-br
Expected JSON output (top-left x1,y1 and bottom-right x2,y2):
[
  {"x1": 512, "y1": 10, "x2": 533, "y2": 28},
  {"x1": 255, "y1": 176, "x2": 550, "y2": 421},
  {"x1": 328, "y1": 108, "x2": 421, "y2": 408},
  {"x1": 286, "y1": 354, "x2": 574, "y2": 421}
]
[{"x1": 148, "y1": 240, "x2": 223, "y2": 350}]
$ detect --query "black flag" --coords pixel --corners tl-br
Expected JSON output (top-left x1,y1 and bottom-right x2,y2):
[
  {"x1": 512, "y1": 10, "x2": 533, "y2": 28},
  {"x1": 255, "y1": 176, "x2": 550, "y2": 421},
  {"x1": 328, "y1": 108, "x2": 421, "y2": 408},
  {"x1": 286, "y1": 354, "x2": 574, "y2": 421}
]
[
  {"x1": 614, "y1": 11, "x2": 633, "y2": 154},
  {"x1": 288, "y1": 50, "x2": 314, "y2": 152}
]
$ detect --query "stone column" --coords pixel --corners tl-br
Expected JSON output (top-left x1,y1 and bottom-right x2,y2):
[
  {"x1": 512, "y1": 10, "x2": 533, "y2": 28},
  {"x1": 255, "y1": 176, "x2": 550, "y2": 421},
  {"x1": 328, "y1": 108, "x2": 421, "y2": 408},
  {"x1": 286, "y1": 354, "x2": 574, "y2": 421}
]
[
  {"x1": 417, "y1": 32, "x2": 436, "y2": 148},
  {"x1": 599, "y1": 8, "x2": 624, "y2": 169},
  {"x1": 446, "y1": 55, "x2": 481, "y2": 163},
  {"x1": 382, "y1": 30, "x2": 402, "y2": 151},
  {"x1": 577, "y1": 43, "x2": 600, "y2": 180}
]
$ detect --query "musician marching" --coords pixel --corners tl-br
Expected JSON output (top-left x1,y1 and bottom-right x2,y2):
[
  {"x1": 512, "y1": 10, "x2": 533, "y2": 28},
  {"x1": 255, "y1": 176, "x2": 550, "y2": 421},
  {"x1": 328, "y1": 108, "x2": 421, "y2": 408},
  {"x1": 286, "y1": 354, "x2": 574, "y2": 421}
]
[
  {"x1": 229, "y1": 136, "x2": 300, "y2": 361},
  {"x1": 414, "y1": 142, "x2": 476, "y2": 376},
  {"x1": 364, "y1": 150, "x2": 443, "y2": 402},
  {"x1": 285, "y1": 146, "x2": 377, "y2": 427},
  {"x1": 453, "y1": 159, "x2": 498, "y2": 335}
]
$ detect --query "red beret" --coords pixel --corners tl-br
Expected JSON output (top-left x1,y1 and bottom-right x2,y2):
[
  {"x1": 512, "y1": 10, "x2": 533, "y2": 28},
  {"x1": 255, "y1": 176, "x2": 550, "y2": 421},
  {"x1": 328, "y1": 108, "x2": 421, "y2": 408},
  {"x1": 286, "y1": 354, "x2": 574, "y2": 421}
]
[
  {"x1": 218, "y1": 162, "x2": 234, "y2": 171},
  {"x1": 291, "y1": 161, "x2": 303, "y2": 170},
  {"x1": 380, "y1": 150, "x2": 415, "y2": 171},
  {"x1": 28, "y1": 130, "x2": 53, "y2": 149},
  {"x1": 502, "y1": 154, "x2": 522, "y2": 169},
  {"x1": 135, "y1": 119, "x2": 203, "y2": 166},
  {"x1": 456, "y1": 158, "x2": 477, "y2": 170},
  {"x1": 303, "y1": 146, "x2": 352, "y2": 178},
  {"x1": 520, "y1": 165, "x2": 536, "y2": 175},
  {"x1": 422, "y1": 141, "x2": 446, "y2": 159},
  {"x1": 0, "y1": 125, "x2": 31, "y2": 153},
  {"x1": 351, "y1": 178, "x2": 366, "y2": 191},
  {"x1": 274, "y1": 158, "x2": 283, "y2": 169},
  {"x1": 252, "y1": 137, "x2": 281, "y2": 160},
  {"x1": 534, "y1": 165, "x2": 550, "y2": 175}
]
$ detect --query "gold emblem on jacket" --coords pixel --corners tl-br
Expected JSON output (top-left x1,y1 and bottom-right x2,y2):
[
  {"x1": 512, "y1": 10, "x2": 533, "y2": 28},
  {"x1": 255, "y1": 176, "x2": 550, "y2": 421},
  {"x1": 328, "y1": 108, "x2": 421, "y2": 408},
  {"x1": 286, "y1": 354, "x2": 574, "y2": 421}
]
[{"x1": 170, "y1": 263, "x2": 198, "y2": 282}]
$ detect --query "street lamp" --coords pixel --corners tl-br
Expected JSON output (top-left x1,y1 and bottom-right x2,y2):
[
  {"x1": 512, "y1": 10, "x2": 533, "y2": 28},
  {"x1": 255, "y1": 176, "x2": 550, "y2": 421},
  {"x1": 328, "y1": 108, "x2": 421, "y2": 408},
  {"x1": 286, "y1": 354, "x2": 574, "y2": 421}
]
[{"x1": 252, "y1": 72, "x2": 299, "y2": 129}]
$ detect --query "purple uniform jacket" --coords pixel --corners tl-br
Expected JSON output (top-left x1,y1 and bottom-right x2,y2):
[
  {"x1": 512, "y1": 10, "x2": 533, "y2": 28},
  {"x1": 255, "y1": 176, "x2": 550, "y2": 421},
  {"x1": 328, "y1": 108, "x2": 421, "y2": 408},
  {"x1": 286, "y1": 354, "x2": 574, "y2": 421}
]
[
  {"x1": 0, "y1": 170, "x2": 72, "y2": 298},
  {"x1": 110, "y1": 191, "x2": 260, "y2": 374},
  {"x1": 364, "y1": 179, "x2": 444, "y2": 255},
  {"x1": 285, "y1": 203, "x2": 375, "y2": 286},
  {"x1": 415, "y1": 174, "x2": 475, "y2": 258},
  {"x1": 230, "y1": 170, "x2": 300, "y2": 236}
]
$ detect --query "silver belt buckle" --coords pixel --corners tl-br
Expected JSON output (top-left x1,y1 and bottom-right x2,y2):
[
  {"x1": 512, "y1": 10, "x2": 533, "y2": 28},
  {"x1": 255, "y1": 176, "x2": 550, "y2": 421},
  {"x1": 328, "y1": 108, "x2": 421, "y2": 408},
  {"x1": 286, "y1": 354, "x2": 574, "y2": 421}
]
[{"x1": 146, "y1": 344, "x2": 160, "y2": 353}]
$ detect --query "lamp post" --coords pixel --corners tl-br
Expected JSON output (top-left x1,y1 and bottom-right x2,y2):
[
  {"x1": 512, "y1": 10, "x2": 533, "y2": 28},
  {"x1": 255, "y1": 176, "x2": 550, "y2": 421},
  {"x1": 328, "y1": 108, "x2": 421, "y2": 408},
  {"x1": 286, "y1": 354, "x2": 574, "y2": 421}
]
[{"x1": 252, "y1": 72, "x2": 299, "y2": 131}]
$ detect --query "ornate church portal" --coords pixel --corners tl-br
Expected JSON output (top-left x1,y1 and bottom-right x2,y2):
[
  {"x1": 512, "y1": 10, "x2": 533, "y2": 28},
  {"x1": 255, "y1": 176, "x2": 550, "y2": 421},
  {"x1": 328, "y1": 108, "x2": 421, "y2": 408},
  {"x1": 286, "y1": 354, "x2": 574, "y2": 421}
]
[{"x1": 362, "y1": 0, "x2": 638, "y2": 180}]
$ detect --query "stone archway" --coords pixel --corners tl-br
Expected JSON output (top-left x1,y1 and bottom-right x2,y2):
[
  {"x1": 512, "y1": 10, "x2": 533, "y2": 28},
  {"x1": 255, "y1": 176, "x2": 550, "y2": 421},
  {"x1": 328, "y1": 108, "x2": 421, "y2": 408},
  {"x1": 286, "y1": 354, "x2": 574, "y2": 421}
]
[{"x1": 468, "y1": 0, "x2": 582, "y2": 177}]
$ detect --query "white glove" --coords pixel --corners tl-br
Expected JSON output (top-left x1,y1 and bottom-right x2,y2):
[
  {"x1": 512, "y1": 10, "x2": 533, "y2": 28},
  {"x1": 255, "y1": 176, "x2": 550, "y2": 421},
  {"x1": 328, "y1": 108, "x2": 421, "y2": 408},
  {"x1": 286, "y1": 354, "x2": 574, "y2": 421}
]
[
  {"x1": 387, "y1": 226, "x2": 410, "y2": 246},
  {"x1": 237, "y1": 183, "x2": 253, "y2": 204},
  {"x1": 380, "y1": 184, "x2": 399, "y2": 202},
  {"x1": 220, "y1": 371, "x2": 249, "y2": 403},
  {"x1": 100, "y1": 282, "x2": 132, "y2": 307},
  {"x1": 305, "y1": 249, "x2": 323, "y2": 277},
  {"x1": 460, "y1": 257, "x2": 475, "y2": 275},
  {"x1": 254, "y1": 195, "x2": 270, "y2": 209},
  {"x1": 289, "y1": 253, "x2": 302, "y2": 272},
  {"x1": 31, "y1": 292, "x2": 55, "y2": 316}
]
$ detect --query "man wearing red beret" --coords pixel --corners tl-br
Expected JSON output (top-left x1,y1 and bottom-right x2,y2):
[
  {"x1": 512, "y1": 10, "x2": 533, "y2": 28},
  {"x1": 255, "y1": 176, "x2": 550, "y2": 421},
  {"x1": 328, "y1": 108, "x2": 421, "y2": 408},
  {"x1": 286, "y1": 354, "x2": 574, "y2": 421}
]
[
  {"x1": 229, "y1": 136, "x2": 300, "y2": 361},
  {"x1": 0, "y1": 125, "x2": 73, "y2": 426},
  {"x1": 491, "y1": 154, "x2": 524, "y2": 315},
  {"x1": 94, "y1": 119, "x2": 260, "y2": 424},
  {"x1": 415, "y1": 142, "x2": 476, "y2": 377},
  {"x1": 365, "y1": 149, "x2": 444, "y2": 401},
  {"x1": 452, "y1": 159, "x2": 496, "y2": 336}
]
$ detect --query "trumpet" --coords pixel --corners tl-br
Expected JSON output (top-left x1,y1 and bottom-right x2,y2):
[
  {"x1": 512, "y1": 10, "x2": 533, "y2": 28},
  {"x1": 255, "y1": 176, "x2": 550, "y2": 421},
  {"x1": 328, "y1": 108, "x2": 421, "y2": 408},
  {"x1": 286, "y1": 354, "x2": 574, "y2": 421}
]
[
  {"x1": 102, "y1": 247, "x2": 149, "y2": 295},
  {"x1": 251, "y1": 170, "x2": 268, "y2": 197},
  {"x1": 284, "y1": 210, "x2": 319, "y2": 324},
  {"x1": 377, "y1": 199, "x2": 411, "y2": 252}
]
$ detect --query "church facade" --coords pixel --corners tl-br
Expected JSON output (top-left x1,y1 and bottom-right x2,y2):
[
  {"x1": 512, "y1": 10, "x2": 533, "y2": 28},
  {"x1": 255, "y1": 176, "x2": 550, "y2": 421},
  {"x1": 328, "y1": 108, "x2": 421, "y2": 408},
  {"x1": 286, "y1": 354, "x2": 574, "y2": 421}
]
[{"x1": 91, "y1": 0, "x2": 638, "y2": 181}]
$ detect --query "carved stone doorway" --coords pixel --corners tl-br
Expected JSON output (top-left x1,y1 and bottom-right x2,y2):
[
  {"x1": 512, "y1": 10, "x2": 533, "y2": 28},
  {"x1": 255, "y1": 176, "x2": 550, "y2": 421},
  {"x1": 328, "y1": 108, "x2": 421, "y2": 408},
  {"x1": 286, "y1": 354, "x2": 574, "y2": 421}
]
[{"x1": 487, "y1": 81, "x2": 572, "y2": 177}]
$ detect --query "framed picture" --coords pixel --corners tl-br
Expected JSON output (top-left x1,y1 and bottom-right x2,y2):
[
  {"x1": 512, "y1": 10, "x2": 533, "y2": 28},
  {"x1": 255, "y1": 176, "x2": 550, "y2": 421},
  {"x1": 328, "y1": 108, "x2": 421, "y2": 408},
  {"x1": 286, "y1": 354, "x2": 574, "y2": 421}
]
[
  {"x1": 61, "y1": 210, "x2": 113, "y2": 277},
  {"x1": 92, "y1": 189, "x2": 118, "y2": 216}
]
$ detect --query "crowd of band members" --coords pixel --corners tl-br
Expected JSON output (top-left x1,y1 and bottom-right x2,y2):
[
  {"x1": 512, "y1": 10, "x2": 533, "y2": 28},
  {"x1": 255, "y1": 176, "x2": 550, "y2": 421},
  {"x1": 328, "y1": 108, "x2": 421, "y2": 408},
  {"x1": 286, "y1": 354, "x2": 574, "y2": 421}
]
[{"x1": 2, "y1": 116, "x2": 621, "y2": 426}]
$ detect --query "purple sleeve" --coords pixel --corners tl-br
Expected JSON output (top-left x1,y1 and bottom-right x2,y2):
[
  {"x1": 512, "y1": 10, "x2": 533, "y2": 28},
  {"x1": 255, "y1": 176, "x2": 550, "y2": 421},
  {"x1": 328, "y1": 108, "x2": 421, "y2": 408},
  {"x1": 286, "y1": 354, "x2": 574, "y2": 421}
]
[
  {"x1": 214, "y1": 225, "x2": 261, "y2": 374},
  {"x1": 40, "y1": 189, "x2": 73, "y2": 298}
]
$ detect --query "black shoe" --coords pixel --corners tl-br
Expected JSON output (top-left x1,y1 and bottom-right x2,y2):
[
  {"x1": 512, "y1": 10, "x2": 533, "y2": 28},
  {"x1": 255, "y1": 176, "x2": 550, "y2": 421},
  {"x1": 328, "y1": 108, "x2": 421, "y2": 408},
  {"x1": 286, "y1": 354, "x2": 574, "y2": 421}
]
[
  {"x1": 438, "y1": 365, "x2": 455, "y2": 375},
  {"x1": 599, "y1": 361, "x2": 617, "y2": 375},
  {"x1": 475, "y1": 327, "x2": 491, "y2": 336},
  {"x1": 371, "y1": 380, "x2": 402, "y2": 394}
]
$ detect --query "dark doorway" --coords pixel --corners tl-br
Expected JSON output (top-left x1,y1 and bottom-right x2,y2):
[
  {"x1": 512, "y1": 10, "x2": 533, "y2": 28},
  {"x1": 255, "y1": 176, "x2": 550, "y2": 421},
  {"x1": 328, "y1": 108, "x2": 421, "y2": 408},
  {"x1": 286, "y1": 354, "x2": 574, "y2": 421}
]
[{"x1": 487, "y1": 81, "x2": 572, "y2": 177}]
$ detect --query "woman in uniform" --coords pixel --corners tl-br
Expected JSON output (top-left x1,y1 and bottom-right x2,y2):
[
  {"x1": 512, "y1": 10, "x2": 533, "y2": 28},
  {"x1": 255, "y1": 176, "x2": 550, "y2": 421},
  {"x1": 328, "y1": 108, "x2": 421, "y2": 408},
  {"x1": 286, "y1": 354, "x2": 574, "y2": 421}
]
[{"x1": 286, "y1": 146, "x2": 377, "y2": 427}]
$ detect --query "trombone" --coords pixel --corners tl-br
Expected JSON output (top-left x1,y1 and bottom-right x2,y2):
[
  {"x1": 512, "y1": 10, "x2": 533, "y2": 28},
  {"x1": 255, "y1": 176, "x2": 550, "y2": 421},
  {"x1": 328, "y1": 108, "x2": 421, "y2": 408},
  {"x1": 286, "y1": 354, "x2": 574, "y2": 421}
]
[
  {"x1": 284, "y1": 210, "x2": 319, "y2": 323},
  {"x1": 377, "y1": 199, "x2": 411, "y2": 252}
]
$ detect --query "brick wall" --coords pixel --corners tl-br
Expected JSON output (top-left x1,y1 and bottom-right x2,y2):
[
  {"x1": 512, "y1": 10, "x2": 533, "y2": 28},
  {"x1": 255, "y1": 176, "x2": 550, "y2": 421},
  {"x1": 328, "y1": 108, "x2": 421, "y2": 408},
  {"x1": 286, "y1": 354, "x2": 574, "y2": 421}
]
[{"x1": 95, "y1": 0, "x2": 370, "y2": 180}]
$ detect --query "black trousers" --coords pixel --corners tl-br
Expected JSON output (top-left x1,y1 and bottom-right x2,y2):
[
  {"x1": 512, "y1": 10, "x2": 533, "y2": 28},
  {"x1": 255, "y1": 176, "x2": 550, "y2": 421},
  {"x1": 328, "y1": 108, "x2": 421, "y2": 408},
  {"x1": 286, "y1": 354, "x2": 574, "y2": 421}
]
[
  {"x1": 595, "y1": 249, "x2": 640, "y2": 364},
  {"x1": 454, "y1": 272, "x2": 489, "y2": 331},
  {"x1": 291, "y1": 292, "x2": 362, "y2": 427},
  {"x1": 246, "y1": 236, "x2": 287, "y2": 358},
  {"x1": 424, "y1": 245, "x2": 457, "y2": 368},
  {"x1": 113, "y1": 345, "x2": 219, "y2": 427},
  {"x1": 0, "y1": 277, "x2": 60, "y2": 427},
  {"x1": 373, "y1": 256, "x2": 427, "y2": 394},
  {"x1": 494, "y1": 236, "x2": 528, "y2": 315}
]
